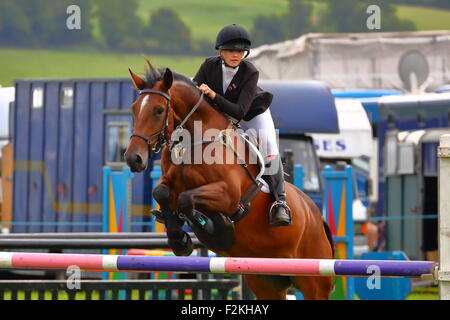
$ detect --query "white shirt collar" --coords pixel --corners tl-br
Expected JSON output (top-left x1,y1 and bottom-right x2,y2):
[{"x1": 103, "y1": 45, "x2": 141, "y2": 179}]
[{"x1": 222, "y1": 61, "x2": 239, "y2": 94}]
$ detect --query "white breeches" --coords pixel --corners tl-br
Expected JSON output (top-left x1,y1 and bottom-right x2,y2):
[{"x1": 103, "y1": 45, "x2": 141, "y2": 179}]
[{"x1": 241, "y1": 108, "x2": 279, "y2": 163}]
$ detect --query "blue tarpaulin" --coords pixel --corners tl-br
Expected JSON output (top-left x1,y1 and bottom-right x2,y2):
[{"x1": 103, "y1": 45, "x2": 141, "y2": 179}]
[{"x1": 259, "y1": 80, "x2": 339, "y2": 134}]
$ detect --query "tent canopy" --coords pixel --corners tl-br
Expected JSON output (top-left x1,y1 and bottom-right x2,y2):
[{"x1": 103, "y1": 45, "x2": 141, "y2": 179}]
[{"x1": 249, "y1": 31, "x2": 450, "y2": 91}]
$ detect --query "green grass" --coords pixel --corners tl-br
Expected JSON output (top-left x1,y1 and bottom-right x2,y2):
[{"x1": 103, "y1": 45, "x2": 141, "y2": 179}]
[
  {"x1": 395, "y1": 4, "x2": 450, "y2": 31},
  {"x1": 136, "y1": 1, "x2": 450, "y2": 41},
  {"x1": 406, "y1": 286, "x2": 439, "y2": 300},
  {"x1": 138, "y1": 0, "x2": 290, "y2": 41},
  {"x1": 0, "y1": 48, "x2": 204, "y2": 86}
]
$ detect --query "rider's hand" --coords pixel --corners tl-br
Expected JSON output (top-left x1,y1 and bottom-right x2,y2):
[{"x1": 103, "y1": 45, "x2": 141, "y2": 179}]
[{"x1": 198, "y1": 84, "x2": 216, "y2": 100}]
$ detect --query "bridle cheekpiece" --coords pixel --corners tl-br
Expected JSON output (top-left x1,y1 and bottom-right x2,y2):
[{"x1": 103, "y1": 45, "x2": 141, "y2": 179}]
[{"x1": 130, "y1": 89, "x2": 171, "y2": 154}]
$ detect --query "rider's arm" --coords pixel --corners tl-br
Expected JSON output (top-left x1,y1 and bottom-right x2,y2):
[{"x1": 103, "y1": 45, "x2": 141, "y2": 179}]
[
  {"x1": 192, "y1": 60, "x2": 207, "y2": 87},
  {"x1": 212, "y1": 72, "x2": 258, "y2": 121}
]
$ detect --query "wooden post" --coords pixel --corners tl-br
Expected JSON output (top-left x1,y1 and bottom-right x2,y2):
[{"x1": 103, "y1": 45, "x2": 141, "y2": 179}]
[{"x1": 1, "y1": 144, "x2": 13, "y2": 231}]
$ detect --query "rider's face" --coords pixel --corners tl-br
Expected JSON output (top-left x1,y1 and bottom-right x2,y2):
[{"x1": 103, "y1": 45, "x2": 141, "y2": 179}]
[{"x1": 220, "y1": 50, "x2": 245, "y2": 68}]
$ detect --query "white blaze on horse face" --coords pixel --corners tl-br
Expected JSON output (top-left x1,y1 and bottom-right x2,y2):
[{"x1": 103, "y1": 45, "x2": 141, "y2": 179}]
[{"x1": 139, "y1": 95, "x2": 150, "y2": 116}]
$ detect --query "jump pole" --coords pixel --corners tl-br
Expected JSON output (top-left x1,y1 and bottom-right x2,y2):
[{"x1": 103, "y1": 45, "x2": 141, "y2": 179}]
[
  {"x1": 438, "y1": 134, "x2": 450, "y2": 300},
  {"x1": 0, "y1": 252, "x2": 436, "y2": 278}
]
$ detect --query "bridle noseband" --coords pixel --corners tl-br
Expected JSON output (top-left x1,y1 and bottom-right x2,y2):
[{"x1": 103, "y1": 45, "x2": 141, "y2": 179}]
[
  {"x1": 130, "y1": 89, "x2": 172, "y2": 154},
  {"x1": 130, "y1": 88, "x2": 204, "y2": 154}
]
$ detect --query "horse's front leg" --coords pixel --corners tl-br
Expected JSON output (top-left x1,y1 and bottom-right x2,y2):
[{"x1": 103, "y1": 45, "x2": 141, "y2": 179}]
[
  {"x1": 152, "y1": 183, "x2": 193, "y2": 256},
  {"x1": 177, "y1": 181, "x2": 236, "y2": 251}
]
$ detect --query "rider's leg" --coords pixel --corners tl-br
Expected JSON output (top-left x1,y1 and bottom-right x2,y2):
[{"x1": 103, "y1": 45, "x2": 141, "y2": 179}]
[
  {"x1": 243, "y1": 109, "x2": 292, "y2": 226},
  {"x1": 263, "y1": 156, "x2": 292, "y2": 226}
]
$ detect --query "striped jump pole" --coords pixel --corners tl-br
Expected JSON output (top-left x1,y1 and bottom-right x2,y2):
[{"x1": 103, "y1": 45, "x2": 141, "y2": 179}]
[{"x1": 0, "y1": 252, "x2": 436, "y2": 278}]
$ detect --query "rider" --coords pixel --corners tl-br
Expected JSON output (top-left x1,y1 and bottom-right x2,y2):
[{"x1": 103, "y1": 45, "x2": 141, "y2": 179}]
[{"x1": 193, "y1": 24, "x2": 292, "y2": 227}]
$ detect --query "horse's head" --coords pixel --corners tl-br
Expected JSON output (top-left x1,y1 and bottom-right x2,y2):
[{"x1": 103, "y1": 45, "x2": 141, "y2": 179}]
[{"x1": 124, "y1": 62, "x2": 174, "y2": 172}]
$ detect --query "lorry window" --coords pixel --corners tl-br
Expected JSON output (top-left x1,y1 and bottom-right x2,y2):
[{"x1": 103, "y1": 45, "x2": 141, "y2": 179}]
[
  {"x1": 278, "y1": 137, "x2": 320, "y2": 192},
  {"x1": 106, "y1": 122, "x2": 130, "y2": 165},
  {"x1": 60, "y1": 87, "x2": 73, "y2": 109},
  {"x1": 32, "y1": 87, "x2": 43, "y2": 109}
]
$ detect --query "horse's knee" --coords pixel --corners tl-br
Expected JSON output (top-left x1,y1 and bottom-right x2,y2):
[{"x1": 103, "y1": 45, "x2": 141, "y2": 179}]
[
  {"x1": 153, "y1": 184, "x2": 170, "y2": 204},
  {"x1": 178, "y1": 192, "x2": 193, "y2": 212}
]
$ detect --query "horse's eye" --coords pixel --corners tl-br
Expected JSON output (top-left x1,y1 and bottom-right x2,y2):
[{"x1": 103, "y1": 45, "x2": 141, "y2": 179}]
[{"x1": 155, "y1": 106, "x2": 165, "y2": 115}]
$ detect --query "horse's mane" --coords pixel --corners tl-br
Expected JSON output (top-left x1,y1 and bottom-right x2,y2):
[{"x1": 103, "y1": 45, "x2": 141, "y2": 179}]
[
  {"x1": 144, "y1": 64, "x2": 225, "y2": 121},
  {"x1": 144, "y1": 66, "x2": 199, "y2": 92}
]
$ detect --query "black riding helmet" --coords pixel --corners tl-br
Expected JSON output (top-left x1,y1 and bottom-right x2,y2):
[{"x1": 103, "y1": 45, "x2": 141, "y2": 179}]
[{"x1": 215, "y1": 24, "x2": 251, "y2": 57}]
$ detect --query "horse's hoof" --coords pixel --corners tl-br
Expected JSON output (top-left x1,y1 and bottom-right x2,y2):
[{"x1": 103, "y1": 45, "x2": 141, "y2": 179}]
[
  {"x1": 168, "y1": 232, "x2": 193, "y2": 256},
  {"x1": 151, "y1": 209, "x2": 166, "y2": 224}
]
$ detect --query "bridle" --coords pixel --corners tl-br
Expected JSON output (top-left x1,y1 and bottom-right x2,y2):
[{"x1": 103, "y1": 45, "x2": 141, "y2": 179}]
[
  {"x1": 130, "y1": 89, "x2": 172, "y2": 154},
  {"x1": 130, "y1": 88, "x2": 204, "y2": 154}
]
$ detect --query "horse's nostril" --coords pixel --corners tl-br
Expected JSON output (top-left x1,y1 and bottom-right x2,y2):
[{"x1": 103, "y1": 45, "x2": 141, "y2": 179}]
[
  {"x1": 125, "y1": 152, "x2": 146, "y2": 172},
  {"x1": 135, "y1": 154, "x2": 143, "y2": 166}
]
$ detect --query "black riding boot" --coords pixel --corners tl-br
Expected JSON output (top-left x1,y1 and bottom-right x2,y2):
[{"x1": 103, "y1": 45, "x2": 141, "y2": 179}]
[{"x1": 263, "y1": 157, "x2": 292, "y2": 227}]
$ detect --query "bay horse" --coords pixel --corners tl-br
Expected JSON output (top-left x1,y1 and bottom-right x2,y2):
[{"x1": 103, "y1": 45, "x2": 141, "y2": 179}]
[{"x1": 124, "y1": 61, "x2": 335, "y2": 300}]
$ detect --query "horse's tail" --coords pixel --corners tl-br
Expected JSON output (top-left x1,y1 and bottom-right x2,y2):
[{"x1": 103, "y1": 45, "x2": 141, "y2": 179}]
[{"x1": 323, "y1": 221, "x2": 335, "y2": 258}]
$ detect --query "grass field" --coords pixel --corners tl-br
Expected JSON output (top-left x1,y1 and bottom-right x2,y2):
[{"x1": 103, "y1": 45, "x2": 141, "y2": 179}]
[
  {"x1": 138, "y1": 0, "x2": 290, "y2": 41},
  {"x1": 396, "y1": 5, "x2": 450, "y2": 31},
  {"x1": 0, "y1": 49, "x2": 204, "y2": 87},
  {"x1": 137, "y1": 1, "x2": 450, "y2": 41},
  {"x1": 406, "y1": 286, "x2": 439, "y2": 300}
]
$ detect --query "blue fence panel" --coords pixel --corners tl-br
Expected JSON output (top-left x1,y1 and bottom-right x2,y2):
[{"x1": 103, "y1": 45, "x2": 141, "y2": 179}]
[
  {"x1": 28, "y1": 83, "x2": 45, "y2": 233},
  {"x1": 72, "y1": 82, "x2": 91, "y2": 232},
  {"x1": 42, "y1": 83, "x2": 60, "y2": 232},
  {"x1": 13, "y1": 82, "x2": 31, "y2": 233},
  {"x1": 87, "y1": 82, "x2": 105, "y2": 232}
]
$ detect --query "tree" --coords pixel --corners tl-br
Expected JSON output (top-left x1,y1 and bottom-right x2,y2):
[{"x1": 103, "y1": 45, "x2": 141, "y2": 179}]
[
  {"x1": 250, "y1": 0, "x2": 315, "y2": 46},
  {"x1": 318, "y1": 0, "x2": 416, "y2": 33},
  {"x1": 143, "y1": 8, "x2": 192, "y2": 54},
  {"x1": 283, "y1": 0, "x2": 315, "y2": 39},
  {"x1": 251, "y1": 15, "x2": 286, "y2": 46},
  {"x1": 0, "y1": 0, "x2": 33, "y2": 46},
  {"x1": 96, "y1": 0, "x2": 144, "y2": 51},
  {"x1": 0, "y1": 0, "x2": 94, "y2": 47}
]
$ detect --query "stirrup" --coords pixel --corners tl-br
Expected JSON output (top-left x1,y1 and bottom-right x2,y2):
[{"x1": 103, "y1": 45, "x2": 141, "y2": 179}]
[
  {"x1": 269, "y1": 200, "x2": 290, "y2": 214},
  {"x1": 269, "y1": 200, "x2": 292, "y2": 226}
]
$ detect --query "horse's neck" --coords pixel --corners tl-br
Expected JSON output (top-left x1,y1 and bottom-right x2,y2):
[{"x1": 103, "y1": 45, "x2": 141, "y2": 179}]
[{"x1": 171, "y1": 84, "x2": 230, "y2": 134}]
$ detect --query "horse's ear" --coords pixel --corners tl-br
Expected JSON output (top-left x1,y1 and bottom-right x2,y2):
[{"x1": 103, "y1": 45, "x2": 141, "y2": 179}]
[
  {"x1": 162, "y1": 68, "x2": 173, "y2": 91},
  {"x1": 128, "y1": 68, "x2": 145, "y2": 90}
]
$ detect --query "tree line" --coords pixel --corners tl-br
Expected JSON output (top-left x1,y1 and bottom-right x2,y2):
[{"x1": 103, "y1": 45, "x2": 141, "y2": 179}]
[
  {"x1": 0, "y1": 0, "x2": 214, "y2": 55},
  {"x1": 0, "y1": 0, "x2": 436, "y2": 54},
  {"x1": 251, "y1": 0, "x2": 418, "y2": 46}
]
